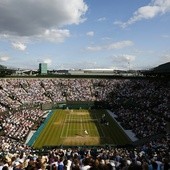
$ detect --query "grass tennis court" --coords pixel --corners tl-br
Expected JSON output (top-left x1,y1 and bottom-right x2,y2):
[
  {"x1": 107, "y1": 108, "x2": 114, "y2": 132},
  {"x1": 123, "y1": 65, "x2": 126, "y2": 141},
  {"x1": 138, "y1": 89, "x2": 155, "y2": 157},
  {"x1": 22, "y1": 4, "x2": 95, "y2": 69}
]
[{"x1": 33, "y1": 109, "x2": 132, "y2": 148}]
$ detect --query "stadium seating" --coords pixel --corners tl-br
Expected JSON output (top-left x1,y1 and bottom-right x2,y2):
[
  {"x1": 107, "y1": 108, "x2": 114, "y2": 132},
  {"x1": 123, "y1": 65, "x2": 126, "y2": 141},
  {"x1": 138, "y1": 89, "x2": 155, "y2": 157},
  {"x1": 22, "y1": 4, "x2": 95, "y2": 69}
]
[{"x1": 0, "y1": 78, "x2": 169, "y2": 169}]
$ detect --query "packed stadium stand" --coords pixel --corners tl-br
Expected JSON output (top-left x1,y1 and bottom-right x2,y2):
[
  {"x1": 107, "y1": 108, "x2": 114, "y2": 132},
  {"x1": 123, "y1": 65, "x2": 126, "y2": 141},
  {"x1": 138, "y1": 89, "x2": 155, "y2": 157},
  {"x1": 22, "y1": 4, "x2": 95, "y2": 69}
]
[{"x1": 0, "y1": 75, "x2": 169, "y2": 169}]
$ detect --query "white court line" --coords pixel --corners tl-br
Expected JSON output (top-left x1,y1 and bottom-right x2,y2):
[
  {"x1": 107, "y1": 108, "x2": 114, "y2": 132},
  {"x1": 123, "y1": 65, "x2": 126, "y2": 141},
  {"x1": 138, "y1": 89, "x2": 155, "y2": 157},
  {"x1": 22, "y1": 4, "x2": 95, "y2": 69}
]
[
  {"x1": 60, "y1": 115, "x2": 65, "y2": 138},
  {"x1": 65, "y1": 114, "x2": 70, "y2": 137},
  {"x1": 81, "y1": 118, "x2": 83, "y2": 134},
  {"x1": 61, "y1": 113, "x2": 103, "y2": 138},
  {"x1": 60, "y1": 114, "x2": 70, "y2": 138}
]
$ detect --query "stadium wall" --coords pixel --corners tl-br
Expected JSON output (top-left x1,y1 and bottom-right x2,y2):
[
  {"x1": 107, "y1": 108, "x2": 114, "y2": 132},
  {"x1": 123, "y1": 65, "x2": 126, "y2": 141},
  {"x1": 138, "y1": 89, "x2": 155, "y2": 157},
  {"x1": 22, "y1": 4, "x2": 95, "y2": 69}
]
[
  {"x1": 27, "y1": 110, "x2": 53, "y2": 146},
  {"x1": 41, "y1": 101, "x2": 96, "y2": 110}
]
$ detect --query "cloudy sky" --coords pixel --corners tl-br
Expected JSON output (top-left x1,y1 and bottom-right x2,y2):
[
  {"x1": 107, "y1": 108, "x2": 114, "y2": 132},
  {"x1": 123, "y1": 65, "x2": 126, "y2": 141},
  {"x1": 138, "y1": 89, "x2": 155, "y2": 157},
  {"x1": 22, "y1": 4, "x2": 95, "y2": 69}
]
[{"x1": 0, "y1": 0, "x2": 169, "y2": 70}]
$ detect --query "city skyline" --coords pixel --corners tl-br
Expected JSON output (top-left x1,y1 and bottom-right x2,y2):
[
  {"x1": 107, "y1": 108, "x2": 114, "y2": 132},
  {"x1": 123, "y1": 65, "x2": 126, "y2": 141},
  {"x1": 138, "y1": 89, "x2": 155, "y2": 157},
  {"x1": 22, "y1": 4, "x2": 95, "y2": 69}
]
[{"x1": 0, "y1": 0, "x2": 170, "y2": 70}]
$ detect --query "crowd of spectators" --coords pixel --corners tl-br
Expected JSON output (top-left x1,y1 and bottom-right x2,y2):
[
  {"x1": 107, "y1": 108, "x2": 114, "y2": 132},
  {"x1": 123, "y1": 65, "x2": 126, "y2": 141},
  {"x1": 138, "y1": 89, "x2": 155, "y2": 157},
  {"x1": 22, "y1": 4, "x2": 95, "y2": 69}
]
[
  {"x1": 0, "y1": 135, "x2": 169, "y2": 170},
  {"x1": 107, "y1": 79, "x2": 169, "y2": 139},
  {"x1": 0, "y1": 78, "x2": 169, "y2": 169},
  {"x1": 0, "y1": 78, "x2": 121, "y2": 109},
  {"x1": 0, "y1": 109, "x2": 44, "y2": 141}
]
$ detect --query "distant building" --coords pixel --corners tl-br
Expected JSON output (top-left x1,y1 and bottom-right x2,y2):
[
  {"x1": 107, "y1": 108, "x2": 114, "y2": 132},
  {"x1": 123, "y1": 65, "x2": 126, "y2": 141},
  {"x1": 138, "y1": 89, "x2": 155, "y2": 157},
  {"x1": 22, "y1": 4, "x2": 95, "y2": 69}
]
[{"x1": 39, "y1": 63, "x2": 47, "y2": 75}]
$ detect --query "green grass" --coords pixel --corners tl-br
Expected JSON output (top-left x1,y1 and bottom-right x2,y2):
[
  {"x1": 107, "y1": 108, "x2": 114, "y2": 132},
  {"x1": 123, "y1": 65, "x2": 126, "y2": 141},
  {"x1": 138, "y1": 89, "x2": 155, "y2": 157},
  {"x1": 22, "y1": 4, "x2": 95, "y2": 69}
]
[{"x1": 33, "y1": 109, "x2": 132, "y2": 148}]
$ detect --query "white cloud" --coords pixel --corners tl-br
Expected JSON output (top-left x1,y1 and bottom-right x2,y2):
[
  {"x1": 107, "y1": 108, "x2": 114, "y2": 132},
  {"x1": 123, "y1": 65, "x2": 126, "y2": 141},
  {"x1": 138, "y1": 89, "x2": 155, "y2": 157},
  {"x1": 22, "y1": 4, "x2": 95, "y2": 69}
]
[
  {"x1": 71, "y1": 61, "x2": 98, "y2": 69},
  {"x1": 97, "y1": 17, "x2": 106, "y2": 22},
  {"x1": 160, "y1": 54, "x2": 170, "y2": 63},
  {"x1": 122, "y1": 54, "x2": 136, "y2": 62},
  {"x1": 86, "y1": 40, "x2": 134, "y2": 51},
  {"x1": 113, "y1": 20, "x2": 123, "y2": 25},
  {"x1": 108, "y1": 41, "x2": 133, "y2": 49},
  {"x1": 12, "y1": 42, "x2": 27, "y2": 51},
  {"x1": 1, "y1": 29, "x2": 70, "y2": 43},
  {"x1": 0, "y1": 34, "x2": 9, "y2": 38},
  {"x1": 0, "y1": 55, "x2": 10, "y2": 62},
  {"x1": 86, "y1": 31, "x2": 94, "y2": 37},
  {"x1": 161, "y1": 34, "x2": 170, "y2": 38},
  {"x1": 36, "y1": 58, "x2": 53, "y2": 68},
  {"x1": 43, "y1": 58, "x2": 52, "y2": 65},
  {"x1": 101, "y1": 37, "x2": 112, "y2": 41},
  {"x1": 110, "y1": 54, "x2": 136, "y2": 70},
  {"x1": 53, "y1": 61, "x2": 118, "y2": 70},
  {"x1": 39, "y1": 29, "x2": 70, "y2": 42},
  {"x1": 86, "y1": 46, "x2": 102, "y2": 51},
  {"x1": 117, "y1": 0, "x2": 170, "y2": 28},
  {"x1": 0, "y1": 33, "x2": 30, "y2": 44},
  {"x1": 111, "y1": 54, "x2": 136, "y2": 63},
  {"x1": 0, "y1": 0, "x2": 88, "y2": 36}
]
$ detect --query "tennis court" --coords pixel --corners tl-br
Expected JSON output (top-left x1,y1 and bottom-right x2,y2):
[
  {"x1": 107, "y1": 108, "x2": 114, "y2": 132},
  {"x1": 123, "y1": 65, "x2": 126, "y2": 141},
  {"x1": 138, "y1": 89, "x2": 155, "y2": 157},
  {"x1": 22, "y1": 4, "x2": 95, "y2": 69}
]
[{"x1": 33, "y1": 109, "x2": 131, "y2": 148}]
